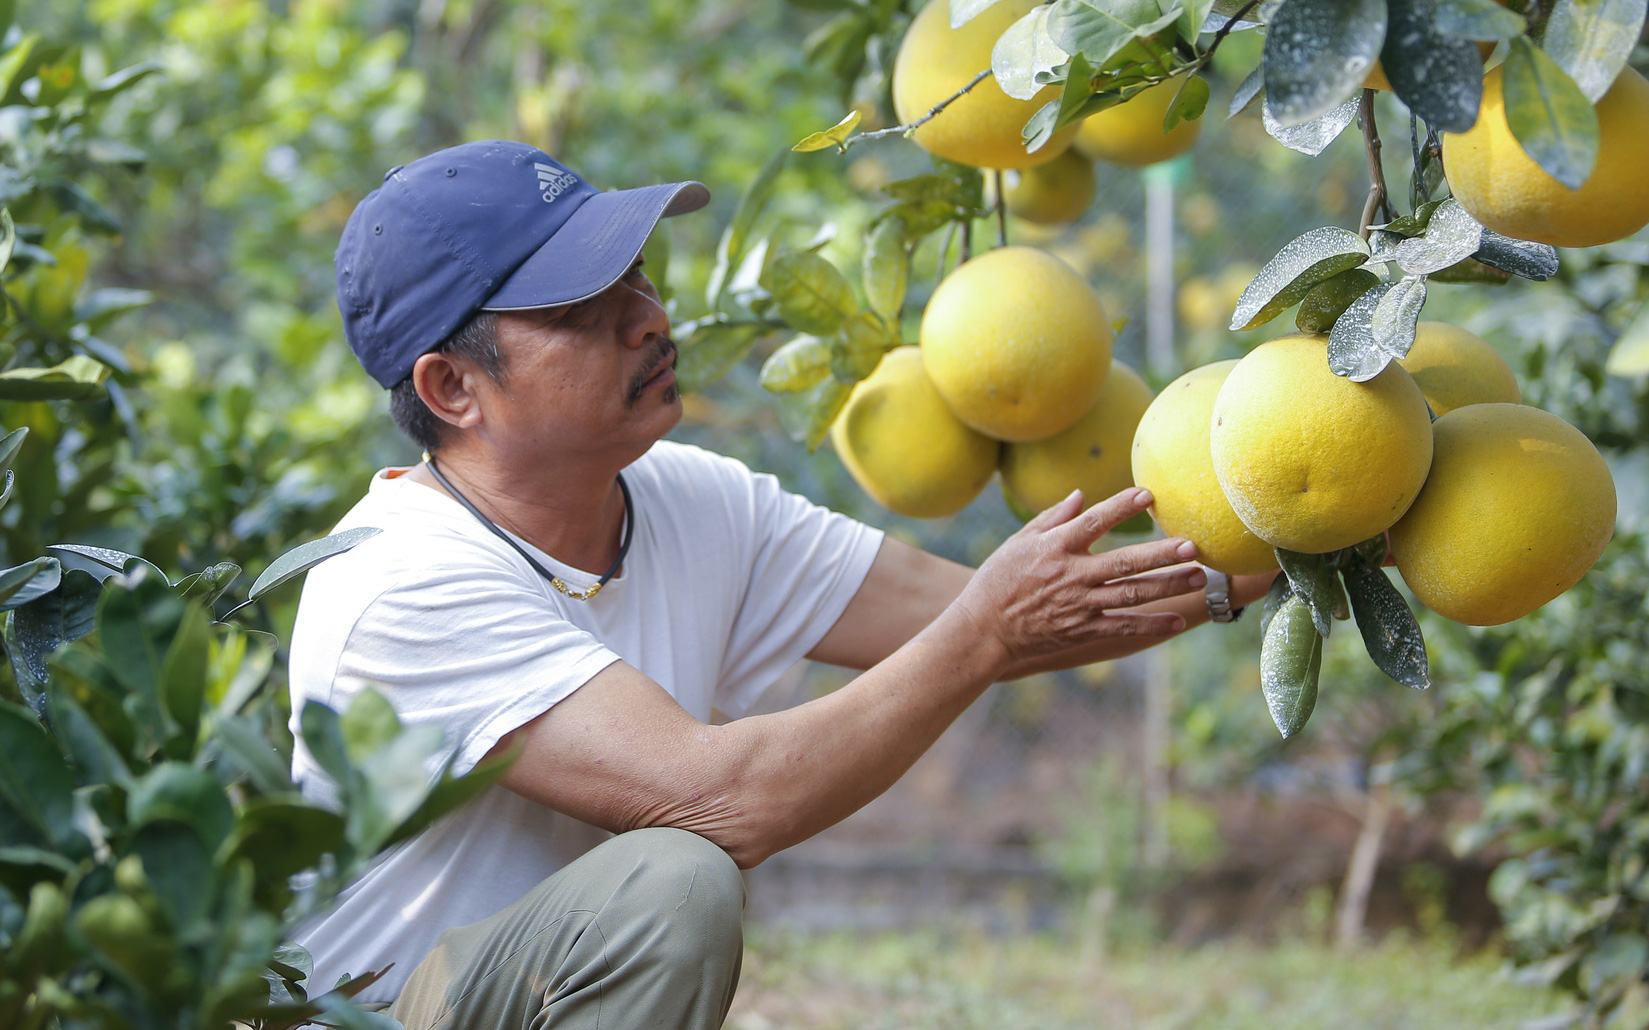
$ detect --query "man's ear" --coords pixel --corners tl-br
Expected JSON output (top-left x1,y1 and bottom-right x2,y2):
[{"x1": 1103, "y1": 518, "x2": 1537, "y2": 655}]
[{"x1": 412, "y1": 351, "x2": 486, "y2": 433}]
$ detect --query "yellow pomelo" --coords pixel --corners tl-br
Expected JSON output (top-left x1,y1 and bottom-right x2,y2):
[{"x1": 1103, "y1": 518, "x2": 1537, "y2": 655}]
[
  {"x1": 1443, "y1": 65, "x2": 1649, "y2": 248},
  {"x1": 1001, "y1": 360, "x2": 1153, "y2": 514},
  {"x1": 1131, "y1": 360, "x2": 1279, "y2": 575},
  {"x1": 1391, "y1": 403, "x2": 1615, "y2": 626},
  {"x1": 1074, "y1": 73, "x2": 1201, "y2": 167},
  {"x1": 893, "y1": 0, "x2": 1079, "y2": 170},
  {"x1": 1395, "y1": 321, "x2": 1520, "y2": 416},
  {"x1": 1210, "y1": 333, "x2": 1433, "y2": 555},
  {"x1": 831, "y1": 347, "x2": 1000, "y2": 519},
  {"x1": 921, "y1": 246, "x2": 1113, "y2": 443},
  {"x1": 991, "y1": 148, "x2": 1098, "y2": 225}
]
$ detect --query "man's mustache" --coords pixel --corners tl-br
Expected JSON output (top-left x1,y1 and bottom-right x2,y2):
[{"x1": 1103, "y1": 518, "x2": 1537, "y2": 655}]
[{"x1": 628, "y1": 337, "x2": 678, "y2": 402}]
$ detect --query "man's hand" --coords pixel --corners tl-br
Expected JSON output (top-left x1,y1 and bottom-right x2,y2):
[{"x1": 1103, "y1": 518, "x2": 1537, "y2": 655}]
[{"x1": 948, "y1": 487, "x2": 1205, "y2": 675}]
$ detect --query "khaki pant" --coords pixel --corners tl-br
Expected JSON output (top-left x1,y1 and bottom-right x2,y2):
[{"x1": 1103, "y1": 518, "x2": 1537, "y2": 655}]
[{"x1": 390, "y1": 827, "x2": 745, "y2": 1029}]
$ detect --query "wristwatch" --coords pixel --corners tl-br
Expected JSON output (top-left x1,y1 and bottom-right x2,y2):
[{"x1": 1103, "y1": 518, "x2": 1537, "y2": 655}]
[{"x1": 1204, "y1": 567, "x2": 1243, "y2": 623}]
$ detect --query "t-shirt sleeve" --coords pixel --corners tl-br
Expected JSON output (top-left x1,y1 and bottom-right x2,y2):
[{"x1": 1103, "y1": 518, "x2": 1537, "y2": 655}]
[
  {"x1": 707, "y1": 455, "x2": 884, "y2": 717},
  {"x1": 307, "y1": 542, "x2": 622, "y2": 783}
]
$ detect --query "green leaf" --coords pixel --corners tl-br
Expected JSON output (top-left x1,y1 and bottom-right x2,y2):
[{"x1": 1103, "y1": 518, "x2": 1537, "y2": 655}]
[
  {"x1": 97, "y1": 569, "x2": 184, "y2": 707},
  {"x1": 177, "y1": 561, "x2": 241, "y2": 604},
  {"x1": 863, "y1": 216, "x2": 910, "y2": 323},
  {"x1": 1427, "y1": 256, "x2": 1511, "y2": 284},
  {"x1": 0, "y1": 424, "x2": 26, "y2": 471},
  {"x1": 1258, "y1": 572, "x2": 1294, "y2": 638},
  {"x1": 76, "y1": 891, "x2": 176, "y2": 987},
  {"x1": 244, "y1": 527, "x2": 383, "y2": 605},
  {"x1": 1043, "y1": 51, "x2": 1101, "y2": 141},
  {"x1": 881, "y1": 172, "x2": 975, "y2": 209},
  {"x1": 158, "y1": 602, "x2": 210, "y2": 752},
  {"x1": 0, "y1": 356, "x2": 109, "y2": 401},
  {"x1": 831, "y1": 312, "x2": 892, "y2": 382},
  {"x1": 1502, "y1": 36, "x2": 1600, "y2": 191},
  {"x1": 0, "y1": 34, "x2": 39, "y2": 107},
  {"x1": 350, "y1": 721, "x2": 445, "y2": 853},
  {"x1": 780, "y1": 376, "x2": 854, "y2": 452},
  {"x1": 1472, "y1": 229, "x2": 1560, "y2": 280},
  {"x1": 1343, "y1": 561, "x2": 1430, "y2": 689},
  {"x1": 1179, "y1": 0, "x2": 1218, "y2": 40},
  {"x1": 1259, "y1": 593, "x2": 1323, "y2": 739},
  {"x1": 0, "y1": 557, "x2": 60, "y2": 612},
  {"x1": 1295, "y1": 268, "x2": 1381, "y2": 333},
  {"x1": 1261, "y1": 93, "x2": 1360, "y2": 155},
  {"x1": 1274, "y1": 548, "x2": 1349, "y2": 637},
  {"x1": 1046, "y1": 0, "x2": 1180, "y2": 69},
  {"x1": 383, "y1": 746, "x2": 516, "y2": 851},
  {"x1": 1605, "y1": 302, "x2": 1649, "y2": 376},
  {"x1": 793, "y1": 109, "x2": 863, "y2": 152},
  {"x1": 759, "y1": 250, "x2": 858, "y2": 336},
  {"x1": 760, "y1": 335, "x2": 834, "y2": 394},
  {"x1": 1327, "y1": 275, "x2": 1427, "y2": 382},
  {"x1": 1380, "y1": 0, "x2": 1486, "y2": 132},
  {"x1": 708, "y1": 149, "x2": 787, "y2": 306},
  {"x1": 226, "y1": 800, "x2": 347, "y2": 906},
  {"x1": 993, "y1": 4, "x2": 1069, "y2": 101},
  {"x1": 45, "y1": 544, "x2": 169, "y2": 585},
  {"x1": 1262, "y1": 0, "x2": 1386, "y2": 127},
  {"x1": 0, "y1": 208, "x2": 13, "y2": 276},
  {"x1": 128, "y1": 819, "x2": 214, "y2": 932},
  {"x1": 1542, "y1": 0, "x2": 1645, "y2": 102},
  {"x1": 1394, "y1": 198, "x2": 1485, "y2": 275},
  {"x1": 952, "y1": 0, "x2": 1012, "y2": 28},
  {"x1": 340, "y1": 687, "x2": 402, "y2": 766},
  {"x1": 1163, "y1": 74, "x2": 1210, "y2": 131},
  {"x1": 44, "y1": 686, "x2": 131, "y2": 787},
  {"x1": 1433, "y1": 0, "x2": 1527, "y2": 39},
  {"x1": 88, "y1": 59, "x2": 162, "y2": 100},
  {"x1": 675, "y1": 318, "x2": 771, "y2": 392},
  {"x1": 0, "y1": 701, "x2": 77, "y2": 847},
  {"x1": 129, "y1": 762, "x2": 235, "y2": 849},
  {"x1": 212, "y1": 714, "x2": 293, "y2": 795},
  {"x1": 12, "y1": 568, "x2": 101, "y2": 683},
  {"x1": 74, "y1": 287, "x2": 153, "y2": 329},
  {"x1": 1229, "y1": 226, "x2": 1371, "y2": 331}
]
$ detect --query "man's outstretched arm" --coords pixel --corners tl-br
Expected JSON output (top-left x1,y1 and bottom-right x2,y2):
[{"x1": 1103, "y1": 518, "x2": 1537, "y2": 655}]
[
  {"x1": 806, "y1": 487, "x2": 1277, "y2": 676},
  {"x1": 492, "y1": 488, "x2": 1208, "y2": 868}
]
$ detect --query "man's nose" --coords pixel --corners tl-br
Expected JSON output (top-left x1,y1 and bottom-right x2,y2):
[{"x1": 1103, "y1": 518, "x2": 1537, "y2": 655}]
[{"x1": 621, "y1": 277, "x2": 670, "y2": 348}]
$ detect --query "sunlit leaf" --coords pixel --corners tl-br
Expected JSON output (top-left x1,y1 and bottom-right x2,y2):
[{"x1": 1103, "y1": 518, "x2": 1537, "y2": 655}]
[
  {"x1": 1502, "y1": 36, "x2": 1600, "y2": 191},
  {"x1": 245, "y1": 527, "x2": 383, "y2": 604},
  {"x1": 1164, "y1": 74, "x2": 1210, "y2": 131},
  {"x1": 1395, "y1": 199, "x2": 1484, "y2": 274},
  {"x1": 993, "y1": 5, "x2": 1070, "y2": 101},
  {"x1": 1328, "y1": 274, "x2": 1426, "y2": 381},
  {"x1": 1229, "y1": 226, "x2": 1371, "y2": 331},
  {"x1": 830, "y1": 312, "x2": 891, "y2": 382},
  {"x1": 1295, "y1": 268, "x2": 1381, "y2": 333},
  {"x1": 1605, "y1": 303, "x2": 1649, "y2": 376},
  {"x1": 0, "y1": 356, "x2": 109, "y2": 401},
  {"x1": 1261, "y1": 93, "x2": 1359, "y2": 155},
  {"x1": 1259, "y1": 593, "x2": 1323, "y2": 738},
  {"x1": 952, "y1": 0, "x2": 1011, "y2": 28},
  {"x1": 780, "y1": 377, "x2": 853, "y2": 452},
  {"x1": 1228, "y1": 65, "x2": 1265, "y2": 118},
  {"x1": 708, "y1": 149, "x2": 787, "y2": 306},
  {"x1": 1543, "y1": 0, "x2": 1646, "y2": 102},
  {"x1": 759, "y1": 250, "x2": 858, "y2": 335},
  {"x1": 863, "y1": 216, "x2": 910, "y2": 322},
  {"x1": 1262, "y1": 0, "x2": 1385, "y2": 127},
  {"x1": 1046, "y1": 0, "x2": 1180, "y2": 68},
  {"x1": 1473, "y1": 229, "x2": 1560, "y2": 280},
  {"x1": 792, "y1": 109, "x2": 863, "y2": 152},
  {"x1": 675, "y1": 317, "x2": 771, "y2": 392},
  {"x1": 760, "y1": 335, "x2": 834, "y2": 394}
]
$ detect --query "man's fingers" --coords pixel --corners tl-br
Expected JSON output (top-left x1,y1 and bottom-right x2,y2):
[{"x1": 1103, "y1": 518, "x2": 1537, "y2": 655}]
[
  {"x1": 1093, "y1": 566, "x2": 1206, "y2": 609},
  {"x1": 1024, "y1": 488, "x2": 1086, "y2": 532},
  {"x1": 1057, "y1": 488, "x2": 1154, "y2": 548},
  {"x1": 1094, "y1": 611, "x2": 1187, "y2": 637},
  {"x1": 1091, "y1": 535, "x2": 1199, "y2": 582}
]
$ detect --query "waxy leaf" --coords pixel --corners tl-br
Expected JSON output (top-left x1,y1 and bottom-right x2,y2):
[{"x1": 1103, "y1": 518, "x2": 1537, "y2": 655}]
[
  {"x1": 0, "y1": 425, "x2": 26, "y2": 471},
  {"x1": 1502, "y1": 36, "x2": 1600, "y2": 191},
  {"x1": 0, "y1": 208, "x2": 13, "y2": 275},
  {"x1": 0, "y1": 701, "x2": 77, "y2": 847},
  {"x1": 1258, "y1": 572, "x2": 1294, "y2": 638},
  {"x1": 1228, "y1": 65, "x2": 1265, "y2": 118},
  {"x1": 993, "y1": 5, "x2": 1069, "y2": 101},
  {"x1": 1434, "y1": 0, "x2": 1526, "y2": 39},
  {"x1": 760, "y1": 251, "x2": 858, "y2": 336},
  {"x1": 1329, "y1": 275, "x2": 1426, "y2": 381},
  {"x1": 12, "y1": 568, "x2": 100, "y2": 683},
  {"x1": 676, "y1": 318, "x2": 771, "y2": 392},
  {"x1": 831, "y1": 312, "x2": 891, "y2": 382},
  {"x1": 1296, "y1": 268, "x2": 1381, "y2": 333},
  {"x1": 1262, "y1": 0, "x2": 1385, "y2": 127},
  {"x1": 793, "y1": 109, "x2": 862, "y2": 153},
  {"x1": 1394, "y1": 198, "x2": 1485, "y2": 275},
  {"x1": 1605, "y1": 302, "x2": 1649, "y2": 376},
  {"x1": 1262, "y1": 94, "x2": 1359, "y2": 155},
  {"x1": 1381, "y1": 0, "x2": 1485, "y2": 132},
  {"x1": 1473, "y1": 229, "x2": 1560, "y2": 280},
  {"x1": 952, "y1": 0, "x2": 1011, "y2": 28},
  {"x1": 0, "y1": 557, "x2": 60, "y2": 612},
  {"x1": 1260, "y1": 594, "x2": 1323, "y2": 738},
  {"x1": 1275, "y1": 547, "x2": 1350, "y2": 637},
  {"x1": 1046, "y1": 0, "x2": 1180, "y2": 69},
  {"x1": 760, "y1": 335, "x2": 834, "y2": 394},
  {"x1": 863, "y1": 216, "x2": 910, "y2": 322},
  {"x1": 244, "y1": 528, "x2": 383, "y2": 606},
  {"x1": 1230, "y1": 226, "x2": 1370, "y2": 331},
  {"x1": 0, "y1": 356, "x2": 109, "y2": 401},
  {"x1": 1428, "y1": 256, "x2": 1512, "y2": 284},
  {"x1": 1344, "y1": 562, "x2": 1430, "y2": 688},
  {"x1": 1543, "y1": 0, "x2": 1646, "y2": 102}
]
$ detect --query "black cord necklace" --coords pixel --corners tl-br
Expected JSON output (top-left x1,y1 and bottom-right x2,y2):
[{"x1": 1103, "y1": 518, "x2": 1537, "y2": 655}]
[{"x1": 424, "y1": 455, "x2": 633, "y2": 601}]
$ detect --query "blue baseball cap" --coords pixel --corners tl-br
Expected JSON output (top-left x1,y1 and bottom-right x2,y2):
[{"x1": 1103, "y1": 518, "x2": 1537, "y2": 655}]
[{"x1": 336, "y1": 140, "x2": 710, "y2": 387}]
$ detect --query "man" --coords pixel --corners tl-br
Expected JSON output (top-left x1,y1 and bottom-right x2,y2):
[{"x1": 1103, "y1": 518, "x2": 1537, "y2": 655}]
[{"x1": 288, "y1": 139, "x2": 1274, "y2": 1028}]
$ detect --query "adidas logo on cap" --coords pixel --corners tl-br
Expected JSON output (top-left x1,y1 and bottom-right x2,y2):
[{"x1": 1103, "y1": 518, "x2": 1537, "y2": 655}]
[{"x1": 535, "y1": 162, "x2": 580, "y2": 204}]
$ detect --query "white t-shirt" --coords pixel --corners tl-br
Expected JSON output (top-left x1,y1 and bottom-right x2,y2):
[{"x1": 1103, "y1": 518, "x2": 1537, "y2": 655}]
[{"x1": 285, "y1": 440, "x2": 883, "y2": 1003}]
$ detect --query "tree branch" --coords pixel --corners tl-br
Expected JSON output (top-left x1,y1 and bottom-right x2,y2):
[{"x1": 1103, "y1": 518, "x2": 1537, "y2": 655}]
[
  {"x1": 845, "y1": 69, "x2": 993, "y2": 152},
  {"x1": 1357, "y1": 89, "x2": 1393, "y2": 237}
]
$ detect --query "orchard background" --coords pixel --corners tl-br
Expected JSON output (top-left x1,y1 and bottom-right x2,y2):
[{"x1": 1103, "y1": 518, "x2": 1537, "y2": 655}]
[{"x1": 3, "y1": 0, "x2": 1648, "y2": 1027}]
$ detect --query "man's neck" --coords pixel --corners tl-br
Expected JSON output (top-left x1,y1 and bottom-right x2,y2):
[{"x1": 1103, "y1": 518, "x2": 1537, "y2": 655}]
[{"x1": 406, "y1": 445, "x2": 635, "y2": 577}]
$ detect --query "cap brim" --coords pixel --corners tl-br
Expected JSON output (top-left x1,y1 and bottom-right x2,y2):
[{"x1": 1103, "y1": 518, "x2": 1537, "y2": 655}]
[{"x1": 480, "y1": 180, "x2": 710, "y2": 311}]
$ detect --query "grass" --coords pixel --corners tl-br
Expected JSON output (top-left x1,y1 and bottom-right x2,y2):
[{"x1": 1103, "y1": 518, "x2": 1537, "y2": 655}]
[{"x1": 727, "y1": 925, "x2": 1575, "y2": 1030}]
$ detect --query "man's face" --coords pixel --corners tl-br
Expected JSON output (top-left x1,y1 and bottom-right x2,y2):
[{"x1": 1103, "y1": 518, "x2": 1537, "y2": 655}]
[{"x1": 480, "y1": 259, "x2": 682, "y2": 461}]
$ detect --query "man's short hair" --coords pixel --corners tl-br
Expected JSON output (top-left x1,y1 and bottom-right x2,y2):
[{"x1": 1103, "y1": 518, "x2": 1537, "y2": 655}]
[{"x1": 388, "y1": 311, "x2": 505, "y2": 453}]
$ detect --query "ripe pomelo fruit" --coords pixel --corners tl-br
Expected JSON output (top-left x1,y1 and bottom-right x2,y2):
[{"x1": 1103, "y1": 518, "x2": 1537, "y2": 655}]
[
  {"x1": 1395, "y1": 321, "x2": 1520, "y2": 416},
  {"x1": 893, "y1": 0, "x2": 1078, "y2": 170},
  {"x1": 1390, "y1": 403, "x2": 1615, "y2": 625},
  {"x1": 1442, "y1": 65, "x2": 1649, "y2": 248},
  {"x1": 1210, "y1": 332, "x2": 1433, "y2": 555},
  {"x1": 1000, "y1": 360, "x2": 1153, "y2": 514},
  {"x1": 990, "y1": 148, "x2": 1097, "y2": 225},
  {"x1": 1073, "y1": 72, "x2": 1201, "y2": 167},
  {"x1": 1132, "y1": 360, "x2": 1279, "y2": 575},
  {"x1": 921, "y1": 246, "x2": 1113, "y2": 443},
  {"x1": 831, "y1": 347, "x2": 1000, "y2": 518}
]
